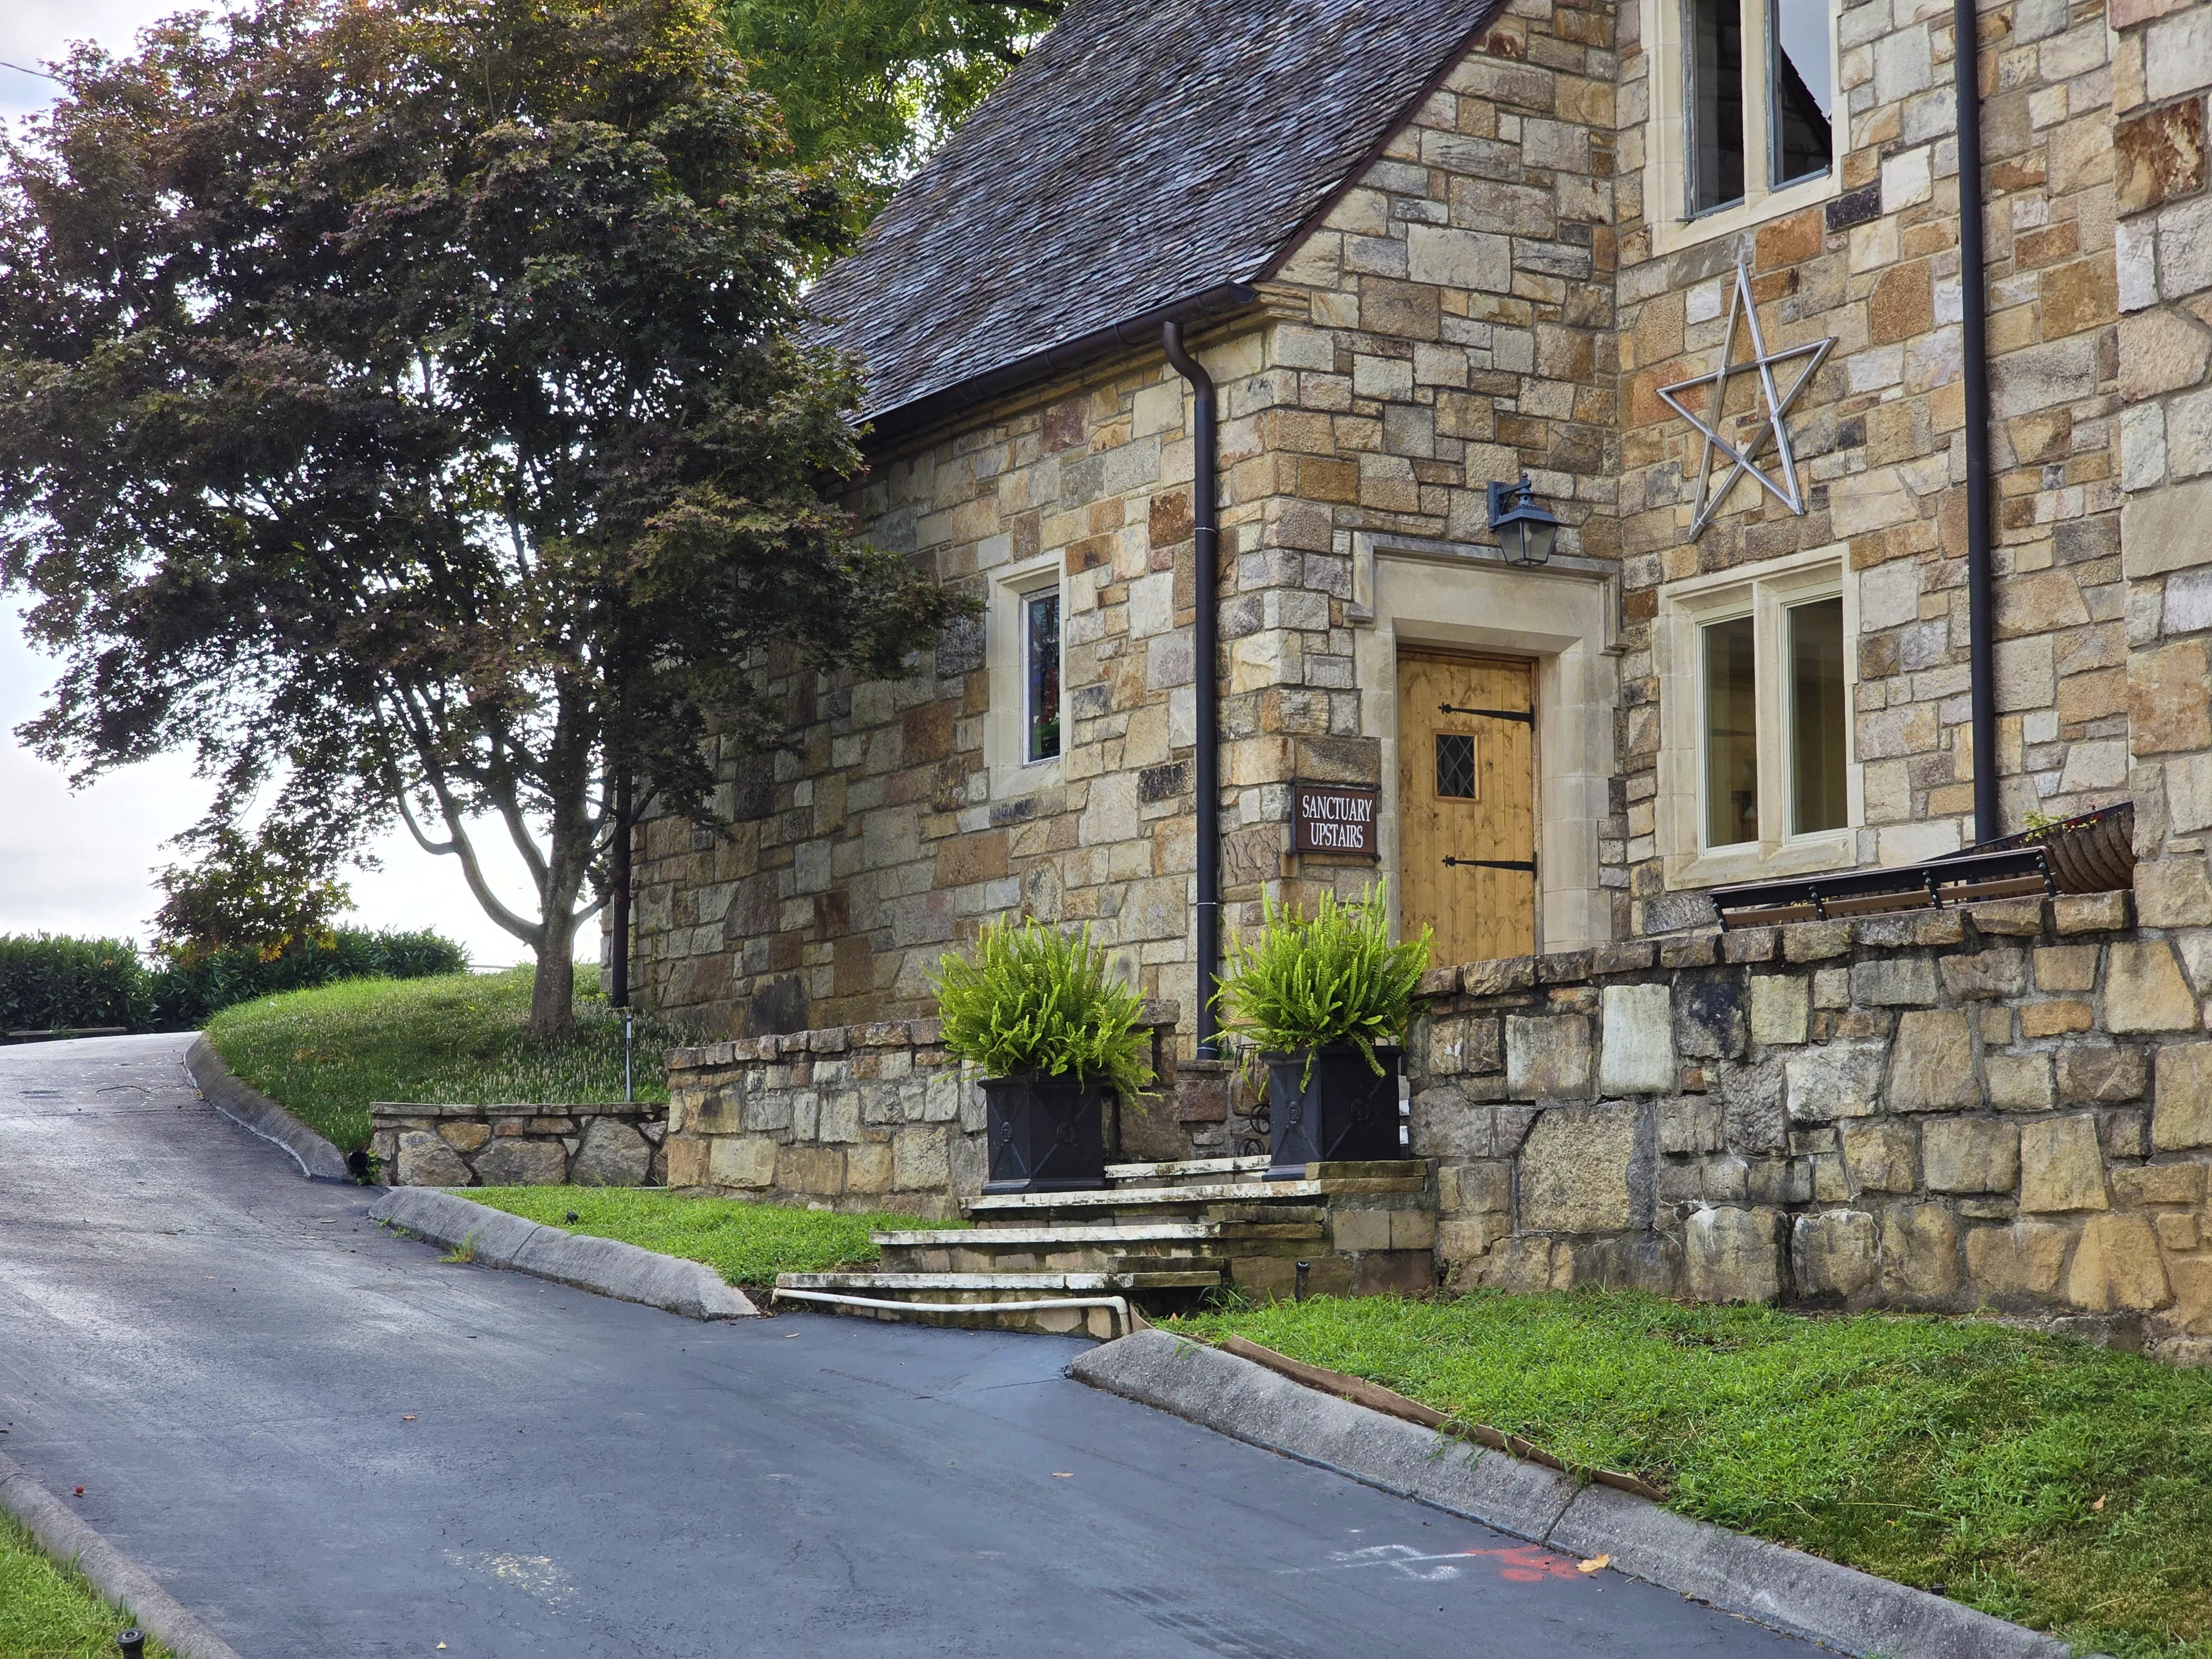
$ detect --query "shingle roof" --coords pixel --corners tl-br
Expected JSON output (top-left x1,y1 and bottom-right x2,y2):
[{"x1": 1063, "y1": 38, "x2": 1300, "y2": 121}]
[{"x1": 811, "y1": 0, "x2": 1505, "y2": 433}]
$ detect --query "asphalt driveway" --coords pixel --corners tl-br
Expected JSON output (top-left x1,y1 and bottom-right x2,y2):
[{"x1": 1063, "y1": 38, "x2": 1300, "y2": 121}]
[{"x1": 0, "y1": 1033, "x2": 1807, "y2": 1657}]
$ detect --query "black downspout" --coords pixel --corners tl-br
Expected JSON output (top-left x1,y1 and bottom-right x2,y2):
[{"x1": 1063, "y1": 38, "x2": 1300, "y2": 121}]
[
  {"x1": 1957, "y1": 0, "x2": 1999, "y2": 843},
  {"x1": 609, "y1": 768, "x2": 633, "y2": 1008},
  {"x1": 1162, "y1": 322, "x2": 1222, "y2": 1059}
]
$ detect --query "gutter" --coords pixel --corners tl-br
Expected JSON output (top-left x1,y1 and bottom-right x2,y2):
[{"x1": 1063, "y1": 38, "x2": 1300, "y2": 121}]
[
  {"x1": 860, "y1": 282, "x2": 1260, "y2": 450},
  {"x1": 1161, "y1": 321, "x2": 1223, "y2": 1061},
  {"x1": 1957, "y1": 0, "x2": 1999, "y2": 842}
]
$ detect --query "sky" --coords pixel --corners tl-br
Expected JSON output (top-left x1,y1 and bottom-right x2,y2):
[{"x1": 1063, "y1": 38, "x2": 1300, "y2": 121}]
[{"x1": 1, "y1": 2, "x2": 543, "y2": 968}]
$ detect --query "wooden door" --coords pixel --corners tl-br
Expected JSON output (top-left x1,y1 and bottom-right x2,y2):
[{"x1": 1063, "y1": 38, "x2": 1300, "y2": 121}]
[{"x1": 1396, "y1": 653, "x2": 1537, "y2": 966}]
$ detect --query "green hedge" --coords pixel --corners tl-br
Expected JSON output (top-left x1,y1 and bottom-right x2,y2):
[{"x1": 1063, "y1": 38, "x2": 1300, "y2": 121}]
[{"x1": 0, "y1": 928, "x2": 468, "y2": 1035}]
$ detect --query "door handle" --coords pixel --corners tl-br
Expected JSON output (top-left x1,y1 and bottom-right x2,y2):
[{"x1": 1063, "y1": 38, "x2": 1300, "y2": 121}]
[{"x1": 1443, "y1": 857, "x2": 1537, "y2": 873}]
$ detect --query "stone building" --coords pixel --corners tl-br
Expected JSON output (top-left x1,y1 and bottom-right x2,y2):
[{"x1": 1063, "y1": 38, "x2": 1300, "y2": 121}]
[{"x1": 628, "y1": 0, "x2": 2204, "y2": 1049}]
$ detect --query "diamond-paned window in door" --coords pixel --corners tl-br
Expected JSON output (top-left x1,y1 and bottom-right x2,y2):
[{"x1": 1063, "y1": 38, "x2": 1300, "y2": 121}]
[{"x1": 1024, "y1": 588, "x2": 1061, "y2": 762}]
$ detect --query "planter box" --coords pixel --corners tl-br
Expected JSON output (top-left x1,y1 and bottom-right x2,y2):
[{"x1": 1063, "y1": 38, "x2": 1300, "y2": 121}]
[
  {"x1": 1262, "y1": 1045, "x2": 1404, "y2": 1181},
  {"x1": 981, "y1": 1074, "x2": 1109, "y2": 1194}
]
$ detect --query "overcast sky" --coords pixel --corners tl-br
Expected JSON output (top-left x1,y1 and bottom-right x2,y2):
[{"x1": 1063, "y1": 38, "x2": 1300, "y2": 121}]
[{"x1": 2, "y1": 3, "x2": 542, "y2": 967}]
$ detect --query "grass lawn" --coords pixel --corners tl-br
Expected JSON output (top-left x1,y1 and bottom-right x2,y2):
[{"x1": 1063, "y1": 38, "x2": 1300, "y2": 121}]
[
  {"x1": 1172, "y1": 1291, "x2": 2212, "y2": 1659},
  {"x1": 205, "y1": 967, "x2": 684, "y2": 1151},
  {"x1": 461, "y1": 1186, "x2": 968, "y2": 1286},
  {"x1": 0, "y1": 1513, "x2": 176, "y2": 1659}
]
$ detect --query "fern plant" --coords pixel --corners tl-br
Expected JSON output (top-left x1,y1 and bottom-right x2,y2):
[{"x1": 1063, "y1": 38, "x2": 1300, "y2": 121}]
[
  {"x1": 1213, "y1": 882, "x2": 1431, "y2": 1080},
  {"x1": 931, "y1": 917, "x2": 1155, "y2": 1101}
]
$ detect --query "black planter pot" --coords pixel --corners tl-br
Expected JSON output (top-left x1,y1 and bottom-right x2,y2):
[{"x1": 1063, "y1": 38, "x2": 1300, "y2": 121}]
[
  {"x1": 980, "y1": 1074, "x2": 1109, "y2": 1194},
  {"x1": 1262, "y1": 1044, "x2": 1404, "y2": 1181}
]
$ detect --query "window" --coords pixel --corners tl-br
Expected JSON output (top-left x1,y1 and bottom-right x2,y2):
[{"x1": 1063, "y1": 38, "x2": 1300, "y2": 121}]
[
  {"x1": 1650, "y1": 0, "x2": 1839, "y2": 250},
  {"x1": 988, "y1": 552, "x2": 1068, "y2": 796},
  {"x1": 1436, "y1": 733, "x2": 1477, "y2": 799},
  {"x1": 1023, "y1": 588, "x2": 1061, "y2": 763},
  {"x1": 1660, "y1": 555, "x2": 1856, "y2": 880}
]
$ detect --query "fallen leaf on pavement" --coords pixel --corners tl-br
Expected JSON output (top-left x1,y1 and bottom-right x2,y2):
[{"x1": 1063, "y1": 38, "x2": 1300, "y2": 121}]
[
  {"x1": 1577, "y1": 1554, "x2": 1610, "y2": 1574},
  {"x1": 401, "y1": 1415, "x2": 417, "y2": 1422},
  {"x1": 1052, "y1": 1472, "x2": 1073, "y2": 1478},
  {"x1": 2092, "y1": 1495, "x2": 2106, "y2": 1511}
]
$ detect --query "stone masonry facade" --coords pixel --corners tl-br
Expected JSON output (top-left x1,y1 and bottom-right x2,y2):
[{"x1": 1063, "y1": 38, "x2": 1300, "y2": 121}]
[
  {"x1": 629, "y1": 0, "x2": 2184, "y2": 1045},
  {"x1": 1409, "y1": 888, "x2": 2212, "y2": 1361}
]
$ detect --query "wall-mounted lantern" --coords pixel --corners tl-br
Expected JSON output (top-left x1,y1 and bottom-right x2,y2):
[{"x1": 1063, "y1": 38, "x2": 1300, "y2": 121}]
[{"x1": 1486, "y1": 473, "x2": 1562, "y2": 568}]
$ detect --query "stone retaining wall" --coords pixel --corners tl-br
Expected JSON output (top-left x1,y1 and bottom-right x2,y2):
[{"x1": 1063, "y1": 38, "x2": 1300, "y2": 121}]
[
  {"x1": 1408, "y1": 891, "x2": 2212, "y2": 1361},
  {"x1": 664, "y1": 1004, "x2": 1185, "y2": 1219},
  {"x1": 371, "y1": 1103, "x2": 667, "y2": 1188}
]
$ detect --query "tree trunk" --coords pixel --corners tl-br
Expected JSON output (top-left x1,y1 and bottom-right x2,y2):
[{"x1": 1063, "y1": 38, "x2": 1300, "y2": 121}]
[{"x1": 529, "y1": 904, "x2": 580, "y2": 1040}]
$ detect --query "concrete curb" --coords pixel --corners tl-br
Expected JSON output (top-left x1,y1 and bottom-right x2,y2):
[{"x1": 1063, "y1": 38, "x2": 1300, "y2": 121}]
[
  {"x1": 367, "y1": 1187, "x2": 760, "y2": 1320},
  {"x1": 1070, "y1": 1330, "x2": 2078, "y2": 1659},
  {"x1": 0, "y1": 1449, "x2": 247, "y2": 1659},
  {"x1": 183, "y1": 1036, "x2": 351, "y2": 1183}
]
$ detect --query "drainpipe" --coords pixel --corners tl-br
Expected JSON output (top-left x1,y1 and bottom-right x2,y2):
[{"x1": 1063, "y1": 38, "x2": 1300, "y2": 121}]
[
  {"x1": 609, "y1": 767, "x2": 633, "y2": 1008},
  {"x1": 1162, "y1": 321, "x2": 1222, "y2": 1059},
  {"x1": 1957, "y1": 0, "x2": 1999, "y2": 843}
]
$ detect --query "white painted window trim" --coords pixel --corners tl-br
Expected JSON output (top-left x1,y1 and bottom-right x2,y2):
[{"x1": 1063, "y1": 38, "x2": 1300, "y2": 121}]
[
  {"x1": 1642, "y1": 0, "x2": 1844, "y2": 256},
  {"x1": 986, "y1": 551, "x2": 1066, "y2": 799},
  {"x1": 1657, "y1": 544, "x2": 1860, "y2": 888}
]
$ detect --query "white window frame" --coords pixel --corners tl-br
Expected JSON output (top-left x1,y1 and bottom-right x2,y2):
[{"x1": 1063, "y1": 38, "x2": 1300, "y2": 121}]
[
  {"x1": 1642, "y1": 0, "x2": 1843, "y2": 255},
  {"x1": 1657, "y1": 546, "x2": 1859, "y2": 888},
  {"x1": 986, "y1": 552, "x2": 1066, "y2": 798}
]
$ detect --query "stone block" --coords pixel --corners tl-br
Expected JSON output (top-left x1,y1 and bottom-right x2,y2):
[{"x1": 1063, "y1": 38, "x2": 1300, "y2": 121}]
[
  {"x1": 1886, "y1": 1011, "x2": 1981, "y2": 1111},
  {"x1": 2057, "y1": 1043, "x2": 2148, "y2": 1104},
  {"x1": 2066, "y1": 1213, "x2": 2171, "y2": 1312},
  {"x1": 708, "y1": 1134, "x2": 778, "y2": 1190},
  {"x1": 1505, "y1": 1015, "x2": 1593, "y2": 1100},
  {"x1": 2136, "y1": 858, "x2": 2212, "y2": 930},
  {"x1": 1684, "y1": 1207, "x2": 1786, "y2": 1303},
  {"x1": 2034, "y1": 946, "x2": 2100, "y2": 992},
  {"x1": 1331, "y1": 1208, "x2": 1393, "y2": 1253},
  {"x1": 846, "y1": 1142, "x2": 894, "y2": 1194},
  {"x1": 397, "y1": 1130, "x2": 473, "y2": 1187},
  {"x1": 1923, "y1": 1118, "x2": 2021, "y2": 1193},
  {"x1": 664, "y1": 1134, "x2": 708, "y2": 1190},
  {"x1": 571, "y1": 1118, "x2": 653, "y2": 1186},
  {"x1": 890, "y1": 1128, "x2": 947, "y2": 1192},
  {"x1": 1391, "y1": 1208, "x2": 1438, "y2": 1251},
  {"x1": 1964, "y1": 1222, "x2": 2071, "y2": 1297},
  {"x1": 1463, "y1": 956, "x2": 1537, "y2": 997},
  {"x1": 1793, "y1": 1210, "x2": 1878, "y2": 1298},
  {"x1": 2021, "y1": 1116, "x2": 2109, "y2": 1212},
  {"x1": 2160, "y1": 1213, "x2": 2200, "y2": 1253},
  {"x1": 2052, "y1": 891, "x2": 2130, "y2": 935},
  {"x1": 2113, "y1": 1161, "x2": 2206, "y2": 1206},
  {"x1": 2023, "y1": 1000, "x2": 2094, "y2": 1037},
  {"x1": 778, "y1": 1142, "x2": 845, "y2": 1197},
  {"x1": 1782, "y1": 921, "x2": 1853, "y2": 962},
  {"x1": 1749, "y1": 975, "x2": 1810, "y2": 1046},
  {"x1": 1517, "y1": 1105, "x2": 1641, "y2": 1233},
  {"x1": 473, "y1": 1138, "x2": 567, "y2": 1187},
  {"x1": 1841, "y1": 1119, "x2": 1920, "y2": 1193},
  {"x1": 2105, "y1": 940, "x2": 2199, "y2": 1033},
  {"x1": 438, "y1": 1121, "x2": 492, "y2": 1154},
  {"x1": 1939, "y1": 950, "x2": 2028, "y2": 1000},
  {"x1": 1724, "y1": 927, "x2": 1778, "y2": 963},
  {"x1": 1969, "y1": 899, "x2": 2047, "y2": 937},
  {"x1": 1986, "y1": 1052, "x2": 2056, "y2": 1112},
  {"x1": 2128, "y1": 640, "x2": 2212, "y2": 756},
  {"x1": 1849, "y1": 957, "x2": 1940, "y2": 1006},
  {"x1": 1658, "y1": 1094, "x2": 1724, "y2": 1156},
  {"x1": 1785, "y1": 1043, "x2": 1887, "y2": 1121},
  {"x1": 1879, "y1": 1202, "x2": 1963, "y2": 1300},
  {"x1": 1672, "y1": 969, "x2": 1747, "y2": 1059},
  {"x1": 2153, "y1": 1042, "x2": 2212, "y2": 1149},
  {"x1": 1599, "y1": 984, "x2": 1676, "y2": 1095},
  {"x1": 2101, "y1": 1108, "x2": 2151, "y2": 1161}
]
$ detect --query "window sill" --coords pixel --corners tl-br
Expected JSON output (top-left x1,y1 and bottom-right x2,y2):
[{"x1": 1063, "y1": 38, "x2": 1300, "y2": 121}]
[
  {"x1": 1666, "y1": 829, "x2": 1855, "y2": 891},
  {"x1": 991, "y1": 757, "x2": 1064, "y2": 801},
  {"x1": 1648, "y1": 170, "x2": 1841, "y2": 257}
]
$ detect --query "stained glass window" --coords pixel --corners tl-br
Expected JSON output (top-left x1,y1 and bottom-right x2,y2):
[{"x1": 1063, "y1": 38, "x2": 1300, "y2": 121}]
[{"x1": 1024, "y1": 588, "x2": 1061, "y2": 763}]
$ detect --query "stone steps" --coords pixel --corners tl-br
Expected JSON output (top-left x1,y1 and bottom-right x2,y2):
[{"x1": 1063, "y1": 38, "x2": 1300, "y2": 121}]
[
  {"x1": 771, "y1": 1267, "x2": 1218, "y2": 1338},
  {"x1": 1103, "y1": 1155, "x2": 1270, "y2": 1187}
]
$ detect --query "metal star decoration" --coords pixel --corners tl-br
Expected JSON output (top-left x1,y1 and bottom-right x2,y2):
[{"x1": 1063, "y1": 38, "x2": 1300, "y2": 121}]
[{"x1": 1656, "y1": 260, "x2": 1834, "y2": 538}]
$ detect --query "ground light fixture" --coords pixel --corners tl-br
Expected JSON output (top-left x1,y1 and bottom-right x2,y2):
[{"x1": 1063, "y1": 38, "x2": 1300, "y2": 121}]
[{"x1": 1486, "y1": 473, "x2": 1563, "y2": 567}]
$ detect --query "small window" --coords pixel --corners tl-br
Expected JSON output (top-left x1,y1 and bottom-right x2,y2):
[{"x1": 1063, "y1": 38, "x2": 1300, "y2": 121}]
[
  {"x1": 1768, "y1": 0, "x2": 1833, "y2": 187},
  {"x1": 1788, "y1": 596, "x2": 1846, "y2": 833},
  {"x1": 1436, "y1": 733, "x2": 1477, "y2": 800},
  {"x1": 1023, "y1": 588, "x2": 1061, "y2": 763},
  {"x1": 1703, "y1": 615, "x2": 1759, "y2": 846},
  {"x1": 1686, "y1": 0, "x2": 1745, "y2": 214}
]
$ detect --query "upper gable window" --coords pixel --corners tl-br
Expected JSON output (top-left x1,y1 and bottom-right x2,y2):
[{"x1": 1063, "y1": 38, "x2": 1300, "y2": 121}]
[{"x1": 1650, "y1": 0, "x2": 1839, "y2": 251}]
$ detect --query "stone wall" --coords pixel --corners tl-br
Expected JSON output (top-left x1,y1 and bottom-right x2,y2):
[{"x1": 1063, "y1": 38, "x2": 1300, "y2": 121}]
[
  {"x1": 1408, "y1": 890, "x2": 2212, "y2": 1361},
  {"x1": 663, "y1": 1005, "x2": 1186, "y2": 1218},
  {"x1": 371, "y1": 1103, "x2": 667, "y2": 1188}
]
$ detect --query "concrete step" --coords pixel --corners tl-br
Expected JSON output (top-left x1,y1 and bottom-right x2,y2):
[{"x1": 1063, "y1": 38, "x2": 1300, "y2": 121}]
[
  {"x1": 872, "y1": 1221, "x2": 1220, "y2": 1248},
  {"x1": 771, "y1": 1265, "x2": 1222, "y2": 1339},
  {"x1": 1104, "y1": 1155, "x2": 1270, "y2": 1187}
]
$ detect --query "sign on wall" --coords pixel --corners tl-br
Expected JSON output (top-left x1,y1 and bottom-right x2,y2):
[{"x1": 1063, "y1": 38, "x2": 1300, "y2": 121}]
[{"x1": 1293, "y1": 782, "x2": 1381, "y2": 858}]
